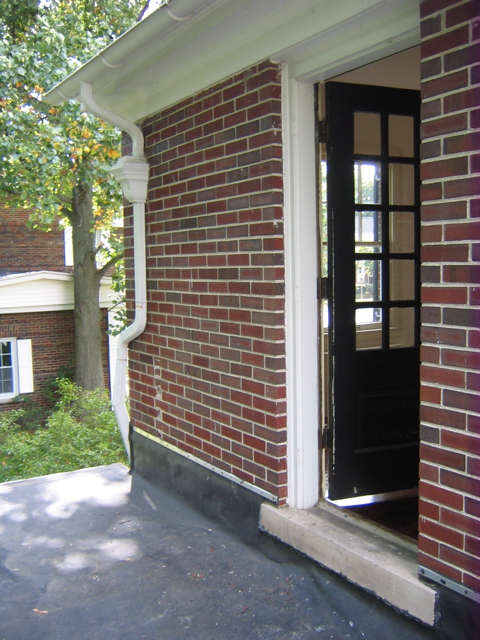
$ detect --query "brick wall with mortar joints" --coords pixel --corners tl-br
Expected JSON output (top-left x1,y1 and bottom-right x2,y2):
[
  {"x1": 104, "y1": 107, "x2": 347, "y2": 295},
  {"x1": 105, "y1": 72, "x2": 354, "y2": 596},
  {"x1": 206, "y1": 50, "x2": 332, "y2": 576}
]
[
  {"x1": 419, "y1": 0, "x2": 480, "y2": 591},
  {"x1": 0, "y1": 206, "x2": 70, "y2": 275},
  {"x1": 0, "y1": 310, "x2": 111, "y2": 413},
  {"x1": 126, "y1": 61, "x2": 287, "y2": 501}
]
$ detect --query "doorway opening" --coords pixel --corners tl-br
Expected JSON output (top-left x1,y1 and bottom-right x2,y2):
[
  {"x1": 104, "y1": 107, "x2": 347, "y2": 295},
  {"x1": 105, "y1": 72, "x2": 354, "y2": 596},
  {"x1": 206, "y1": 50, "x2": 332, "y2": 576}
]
[{"x1": 318, "y1": 48, "x2": 421, "y2": 540}]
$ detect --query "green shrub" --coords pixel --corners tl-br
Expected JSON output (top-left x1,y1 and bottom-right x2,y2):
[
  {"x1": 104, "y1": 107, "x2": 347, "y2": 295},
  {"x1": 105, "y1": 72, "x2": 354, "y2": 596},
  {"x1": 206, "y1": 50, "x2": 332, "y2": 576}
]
[
  {"x1": 42, "y1": 365, "x2": 74, "y2": 407},
  {"x1": 9, "y1": 395, "x2": 47, "y2": 430},
  {"x1": 0, "y1": 379, "x2": 127, "y2": 483}
]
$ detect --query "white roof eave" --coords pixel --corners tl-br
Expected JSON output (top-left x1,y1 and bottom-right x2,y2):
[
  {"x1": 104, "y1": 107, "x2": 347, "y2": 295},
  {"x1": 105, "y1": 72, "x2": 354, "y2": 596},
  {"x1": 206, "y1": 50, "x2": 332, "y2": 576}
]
[
  {"x1": 45, "y1": 0, "x2": 420, "y2": 124},
  {"x1": 45, "y1": 0, "x2": 227, "y2": 110},
  {"x1": 0, "y1": 271, "x2": 114, "y2": 313},
  {"x1": 0, "y1": 270, "x2": 73, "y2": 285}
]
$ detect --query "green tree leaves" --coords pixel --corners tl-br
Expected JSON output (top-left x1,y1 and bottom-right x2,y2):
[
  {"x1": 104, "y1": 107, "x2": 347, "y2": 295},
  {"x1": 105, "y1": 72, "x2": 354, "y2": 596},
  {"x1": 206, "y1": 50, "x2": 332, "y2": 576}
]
[
  {"x1": 0, "y1": 0, "x2": 39, "y2": 41},
  {"x1": 0, "y1": 0, "x2": 149, "y2": 226},
  {"x1": 0, "y1": 0, "x2": 150, "y2": 388}
]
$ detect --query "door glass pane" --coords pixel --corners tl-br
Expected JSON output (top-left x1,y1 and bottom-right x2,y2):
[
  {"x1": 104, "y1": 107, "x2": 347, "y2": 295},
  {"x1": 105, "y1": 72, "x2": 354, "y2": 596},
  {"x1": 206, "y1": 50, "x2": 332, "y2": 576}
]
[
  {"x1": 390, "y1": 259, "x2": 415, "y2": 300},
  {"x1": 356, "y1": 308, "x2": 382, "y2": 349},
  {"x1": 390, "y1": 307, "x2": 415, "y2": 348},
  {"x1": 389, "y1": 163, "x2": 414, "y2": 205},
  {"x1": 390, "y1": 211, "x2": 415, "y2": 253},
  {"x1": 355, "y1": 162, "x2": 381, "y2": 204},
  {"x1": 356, "y1": 259, "x2": 381, "y2": 302},
  {"x1": 355, "y1": 211, "x2": 381, "y2": 253},
  {"x1": 389, "y1": 115, "x2": 414, "y2": 157},
  {"x1": 354, "y1": 112, "x2": 381, "y2": 155}
]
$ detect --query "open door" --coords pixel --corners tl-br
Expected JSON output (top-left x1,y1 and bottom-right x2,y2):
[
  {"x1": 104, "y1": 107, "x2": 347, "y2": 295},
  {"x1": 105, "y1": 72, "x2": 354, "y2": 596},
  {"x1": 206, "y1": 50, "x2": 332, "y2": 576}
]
[{"x1": 325, "y1": 81, "x2": 421, "y2": 502}]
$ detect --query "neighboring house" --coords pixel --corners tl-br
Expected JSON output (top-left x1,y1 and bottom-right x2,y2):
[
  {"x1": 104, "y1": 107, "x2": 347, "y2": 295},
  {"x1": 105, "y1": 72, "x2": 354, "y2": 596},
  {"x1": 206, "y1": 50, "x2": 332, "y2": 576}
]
[
  {"x1": 0, "y1": 206, "x2": 115, "y2": 411},
  {"x1": 45, "y1": 0, "x2": 479, "y2": 628}
]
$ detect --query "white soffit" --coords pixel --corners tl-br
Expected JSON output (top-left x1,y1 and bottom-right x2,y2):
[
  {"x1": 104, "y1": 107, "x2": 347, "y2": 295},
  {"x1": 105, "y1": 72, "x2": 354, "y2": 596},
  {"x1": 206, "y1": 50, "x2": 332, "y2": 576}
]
[
  {"x1": 0, "y1": 272, "x2": 114, "y2": 313},
  {"x1": 45, "y1": 0, "x2": 420, "y2": 123}
]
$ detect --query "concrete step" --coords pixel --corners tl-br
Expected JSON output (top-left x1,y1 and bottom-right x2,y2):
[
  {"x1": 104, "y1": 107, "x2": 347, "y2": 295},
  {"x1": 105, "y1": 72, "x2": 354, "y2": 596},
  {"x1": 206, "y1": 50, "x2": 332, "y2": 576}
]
[{"x1": 260, "y1": 500, "x2": 437, "y2": 626}]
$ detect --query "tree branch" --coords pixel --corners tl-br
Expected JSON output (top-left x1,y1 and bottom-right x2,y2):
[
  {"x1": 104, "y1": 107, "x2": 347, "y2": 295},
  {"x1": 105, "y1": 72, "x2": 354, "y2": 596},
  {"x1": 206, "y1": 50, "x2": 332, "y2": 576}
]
[
  {"x1": 58, "y1": 194, "x2": 74, "y2": 221},
  {"x1": 58, "y1": 194, "x2": 73, "y2": 207},
  {"x1": 96, "y1": 252, "x2": 123, "y2": 281}
]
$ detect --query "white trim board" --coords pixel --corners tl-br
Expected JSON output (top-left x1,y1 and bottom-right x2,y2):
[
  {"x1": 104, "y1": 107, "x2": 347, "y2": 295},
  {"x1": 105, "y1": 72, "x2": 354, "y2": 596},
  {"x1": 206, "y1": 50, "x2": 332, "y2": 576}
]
[{"x1": 283, "y1": 71, "x2": 319, "y2": 509}]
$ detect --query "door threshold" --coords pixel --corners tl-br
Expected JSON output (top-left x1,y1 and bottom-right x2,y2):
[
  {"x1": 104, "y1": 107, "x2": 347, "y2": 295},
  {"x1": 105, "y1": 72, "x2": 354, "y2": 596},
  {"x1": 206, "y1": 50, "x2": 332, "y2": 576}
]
[
  {"x1": 259, "y1": 500, "x2": 437, "y2": 626},
  {"x1": 328, "y1": 487, "x2": 418, "y2": 507}
]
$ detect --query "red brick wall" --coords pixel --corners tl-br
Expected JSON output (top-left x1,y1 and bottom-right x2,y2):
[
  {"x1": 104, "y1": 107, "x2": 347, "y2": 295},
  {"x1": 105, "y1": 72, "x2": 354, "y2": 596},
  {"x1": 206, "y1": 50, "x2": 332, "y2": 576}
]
[
  {"x1": 128, "y1": 61, "x2": 287, "y2": 500},
  {"x1": 0, "y1": 311, "x2": 75, "y2": 412},
  {"x1": 419, "y1": 0, "x2": 480, "y2": 592},
  {"x1": 0, "y1": 309, "x2": 111, "y2": 413},
  {"x1": 0, "y1": 206, "x2": 70, "y2": 275}
]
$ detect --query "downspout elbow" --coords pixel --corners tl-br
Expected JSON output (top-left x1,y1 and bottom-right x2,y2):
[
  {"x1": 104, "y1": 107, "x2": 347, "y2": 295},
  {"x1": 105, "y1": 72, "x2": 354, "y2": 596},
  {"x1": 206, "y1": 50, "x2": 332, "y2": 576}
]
[{"x1": 80, "y1": 82, "x2": 144, "y2": 157}]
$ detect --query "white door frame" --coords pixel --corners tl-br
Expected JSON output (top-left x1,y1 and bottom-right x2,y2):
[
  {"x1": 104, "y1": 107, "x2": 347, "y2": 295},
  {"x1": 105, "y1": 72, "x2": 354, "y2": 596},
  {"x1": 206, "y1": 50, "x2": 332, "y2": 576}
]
[
  {"x1": 283, "y1": 70, "x2": 320, "y2": 509},
  {"x1": 282, "y1": 11, "x2": 420, "y2": 509}
]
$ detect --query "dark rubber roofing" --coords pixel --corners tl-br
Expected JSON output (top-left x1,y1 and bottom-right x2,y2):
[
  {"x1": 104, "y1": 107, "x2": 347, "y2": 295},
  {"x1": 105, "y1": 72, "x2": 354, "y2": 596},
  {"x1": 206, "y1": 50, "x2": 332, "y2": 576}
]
[{"x1": 0, "y1": 464, "x2": 477, "y2": 639}]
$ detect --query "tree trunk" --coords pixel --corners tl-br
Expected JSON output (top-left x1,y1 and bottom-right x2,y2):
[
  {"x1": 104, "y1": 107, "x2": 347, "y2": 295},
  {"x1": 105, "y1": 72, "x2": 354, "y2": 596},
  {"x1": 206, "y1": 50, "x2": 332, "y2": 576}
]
[{"x1": 71, "y1": 182, "x2": 105, "y2": 390}]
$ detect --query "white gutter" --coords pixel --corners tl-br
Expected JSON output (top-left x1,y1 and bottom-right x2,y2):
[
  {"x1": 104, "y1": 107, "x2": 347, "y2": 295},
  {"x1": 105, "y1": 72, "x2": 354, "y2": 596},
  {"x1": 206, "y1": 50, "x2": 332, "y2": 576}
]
[
  {"x1": 45, "y1": 0, "x2": 220, "y2": 106},
  {"x1": 80, "y1": 82, "x2": 149, "y2": 459}
]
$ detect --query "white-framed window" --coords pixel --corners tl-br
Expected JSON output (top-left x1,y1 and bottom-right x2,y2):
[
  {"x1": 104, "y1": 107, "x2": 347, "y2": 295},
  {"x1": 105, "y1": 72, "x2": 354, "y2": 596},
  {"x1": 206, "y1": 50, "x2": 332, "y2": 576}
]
[
  {"x1": 64, "y1": 216, "x2": 123, "y2": 269},
  {"x1": 0, "y1": 339, "x2": 34, "y2": 401},
  {"x1": 64, "y1": 227, "x2": 74, "y2": 267}
]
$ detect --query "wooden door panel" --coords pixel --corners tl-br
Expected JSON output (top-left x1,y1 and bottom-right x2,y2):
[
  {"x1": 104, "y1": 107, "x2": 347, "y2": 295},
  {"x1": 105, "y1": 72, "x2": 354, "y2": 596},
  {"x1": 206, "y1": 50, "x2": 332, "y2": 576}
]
[{"x1": 325, "y1": 81, "x2": 421, "y2": 501}]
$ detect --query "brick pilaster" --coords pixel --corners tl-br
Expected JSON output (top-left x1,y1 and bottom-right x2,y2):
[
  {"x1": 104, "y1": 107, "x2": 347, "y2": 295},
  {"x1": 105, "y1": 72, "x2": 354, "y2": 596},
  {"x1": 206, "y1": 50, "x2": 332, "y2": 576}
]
[{"x1": 419, "y1": 0, "x2": 480, "y2": 592}]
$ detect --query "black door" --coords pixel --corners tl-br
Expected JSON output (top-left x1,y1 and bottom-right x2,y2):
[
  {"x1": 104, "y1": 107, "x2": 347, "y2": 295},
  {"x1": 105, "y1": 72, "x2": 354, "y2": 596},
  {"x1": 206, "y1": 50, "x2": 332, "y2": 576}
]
[{"x1": 325, "y1": 81, "x2": 421, "y2": 501}]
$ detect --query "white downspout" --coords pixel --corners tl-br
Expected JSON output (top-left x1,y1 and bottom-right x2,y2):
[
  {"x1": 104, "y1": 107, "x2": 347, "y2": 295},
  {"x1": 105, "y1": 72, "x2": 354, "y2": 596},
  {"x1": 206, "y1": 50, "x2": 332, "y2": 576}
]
[{"x1": 80, "y1": 82, "x2": 149, "y2": 459}]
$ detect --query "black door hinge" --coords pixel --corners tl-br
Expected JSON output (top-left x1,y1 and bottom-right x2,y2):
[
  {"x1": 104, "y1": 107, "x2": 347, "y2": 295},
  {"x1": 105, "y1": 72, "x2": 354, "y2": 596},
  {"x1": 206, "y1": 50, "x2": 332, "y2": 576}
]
[
  {"x1": 318, "y1": 277, "x2": 330, "y2": 300},
  {"x1": 321, "y1": 424, "x2": 333, "y2": 449},
  {"x1": 318, "y1": 119, "x2": 327, "y2": 144}
]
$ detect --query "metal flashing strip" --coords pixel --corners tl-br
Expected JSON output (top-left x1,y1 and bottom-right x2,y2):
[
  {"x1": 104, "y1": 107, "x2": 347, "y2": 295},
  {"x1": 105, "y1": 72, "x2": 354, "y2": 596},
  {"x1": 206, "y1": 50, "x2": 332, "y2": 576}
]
[
  {"x1": 419, "y1": 566, "x2": 480, "y2": 604},
  {"x1": 133, "y1": 427, "x2": 278, "y2": 503}
]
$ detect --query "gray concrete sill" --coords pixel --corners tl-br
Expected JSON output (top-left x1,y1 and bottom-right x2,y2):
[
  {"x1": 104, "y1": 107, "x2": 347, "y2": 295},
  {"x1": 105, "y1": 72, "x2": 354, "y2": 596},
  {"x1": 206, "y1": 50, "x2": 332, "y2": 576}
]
[{"x1": 260, "y1": 500, "x2": 437, "y2": 626}]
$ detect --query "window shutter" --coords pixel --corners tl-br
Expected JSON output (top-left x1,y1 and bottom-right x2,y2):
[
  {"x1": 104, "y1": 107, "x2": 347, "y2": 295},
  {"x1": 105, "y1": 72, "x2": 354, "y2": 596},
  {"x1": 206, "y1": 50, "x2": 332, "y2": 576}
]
[{"x1": 17, "y1": 339, "x2": 34, "y2": 393}]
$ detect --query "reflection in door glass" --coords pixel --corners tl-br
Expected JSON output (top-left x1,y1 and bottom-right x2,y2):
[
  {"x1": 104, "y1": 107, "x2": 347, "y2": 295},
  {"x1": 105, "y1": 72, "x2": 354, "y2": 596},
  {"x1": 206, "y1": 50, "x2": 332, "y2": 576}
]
[
  {"x1": 354, "y1": 112, "x2": 381, "y2": 155},
  {"x1": 390, "y1": 307, "x2": 415, "y2": 348},
  {"x1": 389, "y1": 115, "x2": 414, "y2": 157},
  {"x1": 389, "y1": 163, "x2": 414, "y2": 205},
  {"x1": 355, "y1": 211, "x2": 381, "y2": 252},
  {"x1": 390, "y1": 259, "x2": 415, "y2": 301},
  {"x1": 356, "y1": 308, "x2": 382, "y2": 349},
  {"x1": 355, "y1": 162, "x2": 381, "y2": 204},
  {"x1": 390, "y1": 211, "x2": 415, "y2": 253},
  {"x1": 356, "y1": 259, "x2": 381, "y2": 302}
]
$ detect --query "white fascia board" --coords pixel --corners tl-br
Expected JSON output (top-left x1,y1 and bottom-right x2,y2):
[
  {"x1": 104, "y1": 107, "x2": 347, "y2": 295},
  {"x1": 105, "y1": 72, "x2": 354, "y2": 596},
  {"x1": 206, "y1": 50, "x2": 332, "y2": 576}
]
[
  {"x1": 0, "y1": 272, "x2": 74, "y2": 313},
  {"x1": 45, "y1": 0, "x2": 420, "y2": 124},
  {"x1": 0, "y1": 272, "x2": 114, "y2": 313},
  {"x1": 99, "y1": 276, "x2": 115, "y2": 309},
  {"x1": 0, "y1": 270, "x2": 73, "y2": 285}
]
